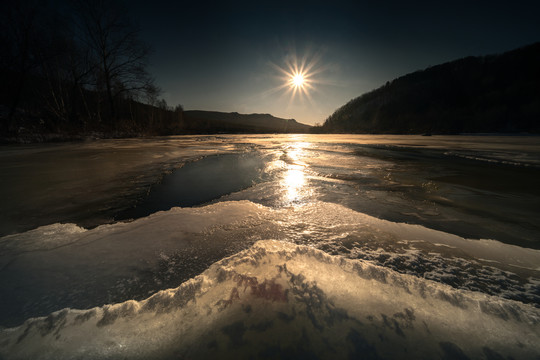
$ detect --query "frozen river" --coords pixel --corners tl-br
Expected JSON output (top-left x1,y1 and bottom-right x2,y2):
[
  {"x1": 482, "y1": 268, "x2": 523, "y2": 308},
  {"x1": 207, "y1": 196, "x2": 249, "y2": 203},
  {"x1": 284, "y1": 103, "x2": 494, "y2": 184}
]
[{"x1": 1, "y1": 134, "x2": 539, "y2": 359}]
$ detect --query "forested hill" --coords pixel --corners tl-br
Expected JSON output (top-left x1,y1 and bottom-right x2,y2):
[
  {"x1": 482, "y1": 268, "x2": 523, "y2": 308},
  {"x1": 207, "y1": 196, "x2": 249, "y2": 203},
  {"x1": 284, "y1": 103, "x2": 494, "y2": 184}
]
[
  {"x1": 321, "y1": 42, "x2": 540, "y2": 134},
  {"x1": 183, "y1": 111, "x2": 311, "y2": 133}
]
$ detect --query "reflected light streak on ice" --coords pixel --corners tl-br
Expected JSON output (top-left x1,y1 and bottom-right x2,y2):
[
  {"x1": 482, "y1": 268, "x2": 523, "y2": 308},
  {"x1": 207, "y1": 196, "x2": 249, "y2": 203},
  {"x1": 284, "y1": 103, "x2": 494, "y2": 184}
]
[
  {"x1": 283, "y1": 165, "x2": 306, "y2": 203},
  {"x1": 281, "y1": 141, "x2": 311, "y2": 205}
]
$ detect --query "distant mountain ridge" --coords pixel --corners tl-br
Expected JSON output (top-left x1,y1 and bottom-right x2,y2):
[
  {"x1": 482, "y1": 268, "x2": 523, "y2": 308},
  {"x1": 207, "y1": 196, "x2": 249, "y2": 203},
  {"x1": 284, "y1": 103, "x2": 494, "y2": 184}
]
[
  {"x1": 321, "y1": 42, "x2": 540, "y2": 134},
  {"x1": 183, "y1": 110, "x2": 311, "y2": 133}
]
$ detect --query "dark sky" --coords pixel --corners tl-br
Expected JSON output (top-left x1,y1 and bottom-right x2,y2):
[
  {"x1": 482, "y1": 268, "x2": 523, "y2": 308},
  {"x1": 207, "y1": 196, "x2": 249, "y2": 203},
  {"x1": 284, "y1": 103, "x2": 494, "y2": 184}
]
[{"x1": 129, "y1": 1, "x2": 540, "y2": 125}]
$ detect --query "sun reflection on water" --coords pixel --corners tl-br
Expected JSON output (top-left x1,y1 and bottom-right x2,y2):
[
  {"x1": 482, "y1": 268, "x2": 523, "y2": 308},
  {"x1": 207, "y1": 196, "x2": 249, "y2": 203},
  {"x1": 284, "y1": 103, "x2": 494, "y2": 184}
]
[
  {"x1": 280, "y1": 141, "x2": 312, "y2": 205},
  {"x1": 284, "y1": 165, "x2": 306, "y2": 203}
]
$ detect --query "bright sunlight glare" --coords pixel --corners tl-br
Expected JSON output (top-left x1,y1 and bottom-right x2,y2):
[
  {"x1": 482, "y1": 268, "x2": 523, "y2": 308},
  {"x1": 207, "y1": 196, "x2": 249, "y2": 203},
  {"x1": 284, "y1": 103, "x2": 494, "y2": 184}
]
[
  {"x1": 291, "y1": 73, "x2": 305, "y2": 88},
  {"x1": 265, "y1": 50, "x2": 325, "y2": 104}
]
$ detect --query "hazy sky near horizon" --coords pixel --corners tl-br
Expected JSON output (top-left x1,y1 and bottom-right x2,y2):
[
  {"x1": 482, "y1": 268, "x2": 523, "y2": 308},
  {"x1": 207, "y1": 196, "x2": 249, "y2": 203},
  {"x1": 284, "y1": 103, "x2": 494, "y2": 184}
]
[{"x1": 129, "y1": 1, "x2": 539, "y2": 125}]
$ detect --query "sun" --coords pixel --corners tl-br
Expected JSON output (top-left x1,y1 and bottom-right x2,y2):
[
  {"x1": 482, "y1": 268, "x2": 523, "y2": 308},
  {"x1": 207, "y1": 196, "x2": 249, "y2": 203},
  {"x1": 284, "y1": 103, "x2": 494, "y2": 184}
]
[
  {"x1": 291, "y1": 73, "x2": 305, "y2": 88},
  {"x1": 265, "y1": 49, "x2": 326, "y2": 103}
]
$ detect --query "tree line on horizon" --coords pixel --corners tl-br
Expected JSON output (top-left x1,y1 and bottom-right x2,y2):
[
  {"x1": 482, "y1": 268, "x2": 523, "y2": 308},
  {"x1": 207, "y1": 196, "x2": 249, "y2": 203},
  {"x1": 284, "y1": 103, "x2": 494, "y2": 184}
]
[
  {"x1": 318, "y1": 42, "x2": 540, "y2": 134},
  {"x1": 0, "y1": 0, "x2": 184, "y2": 141}
]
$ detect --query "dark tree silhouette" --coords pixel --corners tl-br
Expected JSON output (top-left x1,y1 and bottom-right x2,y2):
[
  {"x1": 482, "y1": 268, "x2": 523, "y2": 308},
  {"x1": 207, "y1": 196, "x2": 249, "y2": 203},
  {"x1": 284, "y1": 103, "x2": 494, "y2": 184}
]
[
  {"x1": 37, "y1": 14, "x2": 93, "y2": 125},
  {"x1": 0, "y1": 0, "x2": 55, "y2": 131},
  {"x1": 0, "y1": 0, "x2": 187, "y2": 141},
  {"x1": 73, "y1": 0, "x2": 156, "y2": 123}
]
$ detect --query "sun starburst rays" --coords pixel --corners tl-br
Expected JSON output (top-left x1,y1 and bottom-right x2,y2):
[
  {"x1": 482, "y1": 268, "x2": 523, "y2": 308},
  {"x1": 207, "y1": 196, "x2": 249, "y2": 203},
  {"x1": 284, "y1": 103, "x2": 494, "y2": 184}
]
[
  {"x1": 265, "y1": 52, "x2": 322, "y2": 106},
  {"x1": 245, "y1": 49, "x2": 333, "y2": 116}
]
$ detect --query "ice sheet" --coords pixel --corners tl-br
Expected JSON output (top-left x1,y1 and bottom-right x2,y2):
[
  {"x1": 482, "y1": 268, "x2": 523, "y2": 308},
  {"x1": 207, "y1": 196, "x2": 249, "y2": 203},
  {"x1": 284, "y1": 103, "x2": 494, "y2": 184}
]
[
  {"x1": 1, "y1": 201, "x2": 539, "y2": 328},
  {"x1": 2, "y1": 134, "x2": 540, "y2": 358}
]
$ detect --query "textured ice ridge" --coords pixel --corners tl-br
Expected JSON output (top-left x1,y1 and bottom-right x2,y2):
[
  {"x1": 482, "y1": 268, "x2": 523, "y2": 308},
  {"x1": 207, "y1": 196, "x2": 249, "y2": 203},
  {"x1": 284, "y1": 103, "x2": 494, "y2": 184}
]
[{"x1": 1, "y1": 240, "x2": 539, "y2": 359}]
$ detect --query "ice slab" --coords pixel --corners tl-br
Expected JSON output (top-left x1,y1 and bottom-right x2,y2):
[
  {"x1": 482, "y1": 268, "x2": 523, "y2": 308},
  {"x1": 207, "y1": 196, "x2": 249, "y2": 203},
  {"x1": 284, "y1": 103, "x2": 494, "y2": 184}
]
[{"x1": 1, "y1": 240, "x2": 538, "y2": 359}]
